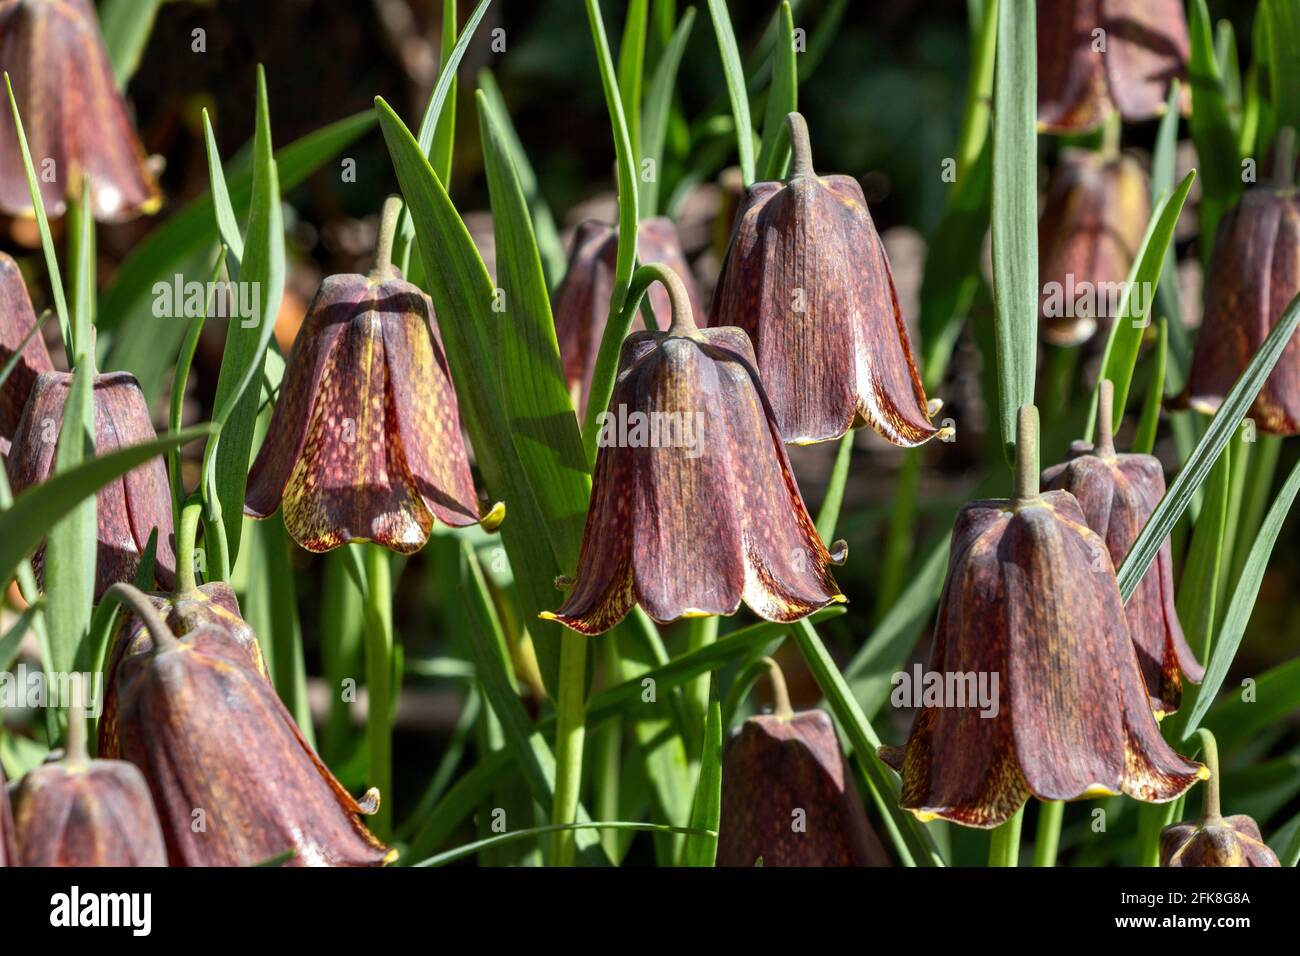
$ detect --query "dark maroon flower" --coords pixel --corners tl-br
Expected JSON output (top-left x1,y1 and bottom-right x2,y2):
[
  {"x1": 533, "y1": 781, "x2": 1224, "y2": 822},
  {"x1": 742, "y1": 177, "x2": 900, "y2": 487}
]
[
  {"x1": 0, "y1": 766, "x2": 15, "y2": 866},
  {"x1": 0, "y1": 0, "x2": 162, "y2": 220},
  {"x1": 10, "y1": 704, "x2": 167, "y2": 866},
  {"x1": 719, "y1": 659, "x2": 889, "y2": 867},
  {"x1": 543, "y1": 265, "x2": 846, "y2": 635},
  {"x1": 879, "y1": 406, "x2": 1206, "y2": 828},
  {"x1": 5, "y1": 369, "x2": 176, "y2": 596},
  {"x1": 1038, "y1": 0, "x2": 1189, "y2": 133},
  {"x1": 0, "y1": 250, "x2": 52, "y2": 455},
  {"x1": 553, "y1": 216, "x2": 703, "y2": 419},
  {"x1": 245, "y1": 199, "x2": 501, "y2": 553},
  {"x1": 1042, "y1": 380, "x2": 1203, "y2": 716},
  {"x1": 709, "y1": 113, "x2": 947, "y2": 446}
]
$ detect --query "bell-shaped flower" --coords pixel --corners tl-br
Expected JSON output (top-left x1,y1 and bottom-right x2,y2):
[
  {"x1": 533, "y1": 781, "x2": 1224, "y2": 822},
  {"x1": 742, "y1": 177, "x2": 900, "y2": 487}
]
[
  {"x1": 709, "y1": 113, "x2": 947, "y2": 446},
  {"x1": 543, "y1": 265, "x2": 847, "y2": 635},
  {"x1": 0, "y1": 250, "x2": 52, "y2": 455},
  {"x1": 879, "y1": 406, "x2": 1206, "y2": 828},
  {"x1": 0, "y1": 0, "x2": 162, "y2": 220}
]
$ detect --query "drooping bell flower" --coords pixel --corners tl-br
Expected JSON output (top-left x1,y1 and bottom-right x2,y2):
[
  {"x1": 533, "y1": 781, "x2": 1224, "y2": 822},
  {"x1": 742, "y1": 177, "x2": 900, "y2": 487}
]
[
  {"x1": 1186, "y1": 157, "x2": 1300, "y2": 436},
  {"x1": 98, "y1": 583, "x2": 394, "y2": 866},
  {"x1": 0, "y1": 0, "x2": 162, "y2": 220},
  {"x1": 0, "y1": 767, "x2": 15, "y2": 866},
  {"x1": 245, "y1": 197, "x2": 503, "y2": 553},
  {"x1": 10, "y1": 701, "x2": 168, "y2": 866},
  {"x1": 878, "y1": 406, "x2": 1206, "y2": 828},
  {"x1": 1161, "y1": 731, "x2": 1280, "y2": 867},
  {"x1": 709, "y1": 112, "x2": 947, "y2": 446},
  {"x1": 6, "y1": 369, "x2": 176, "y2": 597},
  {"x1": 1038, "y1": 150, "x2": 1149, "y2": 346},
  {"x1": 542, "y1": 265, "x2": 847, "y2": 635},
  {"x1": 1038, "y1": 0, "x2": 1189, "y2": 133},
  {"x1": 1043, "y1": 380, "x2": 1203, "y2": 716},
  {"x1": 553, "y1": 216, "x2": 703, "y2": 419},
  {"x1": 718, "y1": 658, "x2": 889, "y2": 867},
  {"x1": 0, "y1": 251, "x2": 52, "y2": 455}
]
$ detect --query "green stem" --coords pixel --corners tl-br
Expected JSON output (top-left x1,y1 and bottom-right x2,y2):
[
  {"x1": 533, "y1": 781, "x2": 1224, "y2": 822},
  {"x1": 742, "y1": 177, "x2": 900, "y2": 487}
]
[
  {"x1": 785, "y1": 112, "x2": 814, "y2": 179},
  {"x1": 1274, "y1": 126, "x2": 1295, "y2": 188},
  {"x1": 815, "y1": 430, "x2": 854, "y2": 543},
  {"x1": 1100, "y1": 110, "x2": 1122, "y2": 160},
  {"x1": 875, "y1": 448, "x2": 919, "y2": 622},
  {"x1": 1195, "y1": 728, "x2": 1223, "y2": 824},
  {"x1": 551, "y1": 629, "x2": 589, "y2": 866},
  {"x1": 102, "y1": 582, "x2": 179, "y2": 652},
  {"x1": 1032, "y1": 801, "x2": 1063, "y2": 866},
  {"x1": 684, "y1": 615, "x2": 719, "y2": 746},
  {"x1": 955, "y1": 0, "x2": 998, "y2": 180},
  {"x1": 176, "y1": 499, "x2": 203, "y2": 594},
  {"x1": 762, "y1": 656, "x2": 793, "y2": 720},
  {"x1": 364, "y1": 543, "x2": 394, "y2": 839},
  {"x1": 988, "y1": 805, "x2": 1024, "y2": 866},
  {"x1": 372, "y1": 195, "x2": 403, "y2": 277},
  {"x1": 1095, "y1": 378, "x2": 1116, "y2": 458},
  {"x1": 595, "y1": 635, "x2": 623, "y2": 860},
  {"x1": 1013, "y1": 405, "x2": 1040, "y2": 502}
]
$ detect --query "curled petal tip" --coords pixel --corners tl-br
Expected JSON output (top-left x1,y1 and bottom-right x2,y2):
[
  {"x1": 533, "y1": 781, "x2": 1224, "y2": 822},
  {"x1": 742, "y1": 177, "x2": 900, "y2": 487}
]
[
  {"x1": 1196, "y1": 764, "x2": 1211, "y2": 782},
  {"x1": 680, "y1": 608, "x2": 713, "y2": 619},
  {"x1": 538, "y1": 610, "x2": 560, "y2": 621},
  {"x1": 357, "y1": 787, "x2": 382, "y2": 815},
  {"x1": 926, "y1": 398, "x2": 944, "y2": 417},
  {"x1": 936, "y1": 424, "x2": 957, "y2": 442},
  {"x1": 480, "y1": 501, "x2": 506, "y2": 533},
  {"x1": 877, "y1": 745, "x2": 905, "y2": 772},
  {"x1": 829, "y1": 593, "x2": 848, "y2": 605},
  {"x1": 828, "y1": 539, "x2": 848, "y2": 565},
  {"x1": 1078, "y1": 784, "x2": 1122, "y2": 799}
]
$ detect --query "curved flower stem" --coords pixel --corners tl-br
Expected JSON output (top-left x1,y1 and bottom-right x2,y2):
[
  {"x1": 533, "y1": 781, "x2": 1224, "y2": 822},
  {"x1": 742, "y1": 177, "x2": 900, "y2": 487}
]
[
  {"x1": 364, "y1": 543, "x2": 395, "y2": 839},
  {"x1": 581, "y1": 262, "x2": 701, "y2": 467},
  {"x1": 372, "y1": 195, "x2": 403, "y2": 277},
  {"x1": 785, "y1": 111, "x2": 814, "y2": 179},
  {"x1": 988, "y1": 805, "x2": 1024, "y2": 866},
  {"x1": 102, "y1": 583, "x2": 179, "y2": 653},
  {"x1": 1032, "y1": 800, "x2": 1063, "y2": 867},
  {"x1": 763, "y1": 656, "x2": 794, "y2": 720},
  {"x1": 1274, "y1": 126, "x2": 1295, "y2": 188},
  {"x1": 551, "y1": 629, "x2": 588, "y2": 866},
  {"x1": 62, "y1": 693, "x2": 88, "y2": 765},
  {"x1": 1195, "y1": 727, "x2": 1223, "y2": 824},
  {"x1": 176, "y1": 499, "x2": 204, "y2": 595}
]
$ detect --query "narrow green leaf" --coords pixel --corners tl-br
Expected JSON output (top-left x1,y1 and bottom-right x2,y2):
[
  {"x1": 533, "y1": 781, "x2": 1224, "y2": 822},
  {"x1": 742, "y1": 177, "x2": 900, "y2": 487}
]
[
  {"x1": 988, "y1": 0, "x2": 1037, "y2": 464},
  {"x1": 430, "y1": 0, "x2": 460, "y2": 185},
  {"x1": 1188, "y1": 0, "x2": 1242, "y2": 264},
  {"x1": 476, "y1": 70, "x2": 566, "y2": 286},
  {"x1": 205, "y1": 67, "x2": 285, "y2": 571},
  {"x1": 1172, "y1": 435, "x2": 1231, "y2": 673},
  {"x1": 617, "y1": 0, "x2": 649, "y2": 159},
  {"x1": 814, "y1": 431, "x2": 854, "y2": 541},
  {"x1": 705, "y1": 0, "x2": 755, "y2": 184},
  {"x1": 754, "y1": 1, "x2": 797, "y2": 182},
  {"x1": 638, "y1": 7, "x2": 695, "y2": 217},
  {"x1": 1181, "y1": 456, "x2": 1300, "y2": 739},
  {"x1": 0, "y1": 426, "x2": 212, "y2": 587},
  {"x1": 1132, "y1": 317, "x2": 1168, "y2": 455},
  {"x1": 99, "y1": 0, "x2": 169, "y2": 88},
  {"x1": 0, "y1": 603, "x2": 40, "y2": 674},
  {"x1": 684, "y1": 678, "x2": 722, "y2": 866},
  {"x1": 1116, "y1": 290, "x2": 1300, "y2": 600},
  {"x1": 1266, "y1": 0, "x2": 1300, "y2": 133},
  {"x1": 415, "y1": 821, "x2": 708, "y2": 868},
  {"x1": 202, "y1": 112, "x2": 246, "y2": 266},
  {"x1": 1089, "y1": 170, "x2": 1196, "y2": 435}
]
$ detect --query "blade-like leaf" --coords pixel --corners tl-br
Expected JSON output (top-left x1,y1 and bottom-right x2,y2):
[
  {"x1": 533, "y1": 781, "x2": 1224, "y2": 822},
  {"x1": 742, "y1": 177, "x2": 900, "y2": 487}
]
[
  {"x1": 1117, "y1": 290, "x2": 1300, "y2": 600},
  {"x1": 754, "y1": 1, "x2": 797, "y2": 182},
  {"x1": 706, "y1": 0, "x2": 754, "y2": 185},
  {"x1": 99, "y1": 0, "x2": 169, "y2": 88},
  {"x1": 1188, "y1": 0, "x2": 1242, "y2": 265},
  {"x1": 1132, "y1": 317, "x2": 1168, "y2": 455},
  {"x1": 683, "y1": 678, "x2": 722, "y2": 867},
  {"x1": 638, "y1": 7, "x2": 695, "y2": 217},
  {"x1": 202, "y1": 111, "x2": 246, "y2": 267},
  {"x1": 989, "y1": 0, "x2": 1037, "y2": 465}
]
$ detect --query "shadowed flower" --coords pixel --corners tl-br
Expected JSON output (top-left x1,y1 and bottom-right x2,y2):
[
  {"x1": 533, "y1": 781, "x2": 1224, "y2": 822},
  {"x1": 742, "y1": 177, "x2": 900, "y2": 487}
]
[
  {"x1": 11, "y1": 702, "x2": 167, "y2": 866},
  {"x1": 709, "y1": 112, "x2": 947, "y2": 446},
  {"x1": 5, "y1": 369, "x2": 175, "y2": 597},
  {"x1": 718, "y1": 659, "x2": 889, "y2": 867},
  {"x1": 0, "y1": 0, "x2": 162, "y2": 220},
  {"x1": 1038, "y1": 149, "x2": 1149, "y2": 346},
  {"x1": 245, "y1": 197, "x2": 502, "y2": 553},
  {"x1": 1043, "y1": 380, "x2": 1202, "y2": 716},
  {"x1": 542, "y1": 265, "x2": 846, "y2": 635},
  {"x1": 0, "y1": 251, "x2": 52, "y2": 455},
  {"x1": 879, "y1": 406, "x2": 1206, "y2": 828},
  {"x1": 554, "y1": 216, "x2": 703, "y2": 419},
  {"x1": 1161, "y1": 730, "x2": 1280, "y2": 867},
  {"x1": 1038, "y1": 0, "x2": 1189, "y2": 133},
  {"x1": 98, "y1": 584, "x2": 394, "y2": 867},
  {"x1": 1186, "y1": 154, "x2": 1300, "y2": 436},
  {"x1": 0, "y1": 767, "x2": 15, "y2": 866}
]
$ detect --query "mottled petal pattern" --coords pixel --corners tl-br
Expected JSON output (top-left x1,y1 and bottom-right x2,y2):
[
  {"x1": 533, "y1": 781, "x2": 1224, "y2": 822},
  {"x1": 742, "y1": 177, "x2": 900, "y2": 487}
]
[
  {"x1": 0, "y1": 251, "x2": 52, "y2": 454},
  {"x1": 1161, "y1": 815, "x2": 1281, "y2": 867}
]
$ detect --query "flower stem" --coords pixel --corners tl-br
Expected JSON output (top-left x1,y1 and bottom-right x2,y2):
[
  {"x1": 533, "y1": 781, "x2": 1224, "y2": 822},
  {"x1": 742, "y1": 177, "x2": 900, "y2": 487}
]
[
  {"x1": 176, "y1": 499, "x2": 204, "y2": 594},
  {"x1": 786, "y1": 111, "x2": 815, "y2": 179},
  {"x1": 988, "y1": 805, "x2": 1024, "y2": 866},
  {"x1": 1274, "y1": 126, "x2": 1295, "y2": 188},
  {"x1": 1095, "y1": 378, "x2": 1116, "y2": 458},
  {"x1": 763, "y1": 656, "x2": 794, "y2": 720},
  {"x1": 1032, "y1": 800, "x2": 1063, "y2": 866},
  {"x1": 102, "y1": 583, "x2": 179, "y2": 652},
  {"x1": 1013, "y1": 404, "x2": 1040, "y2": 502},
  {"x1": 364, "y1": 543, "x2": 394, "y2": 839},
  {"x1": 372, "y1": 195, "x2": 404, "y2": 277},
  {"x1": 1195, "y1": 727, "x2": 1223, "y2": 824},
  {"x1": 551, "y1": 629, "x2": 589, "y2": 866}
]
